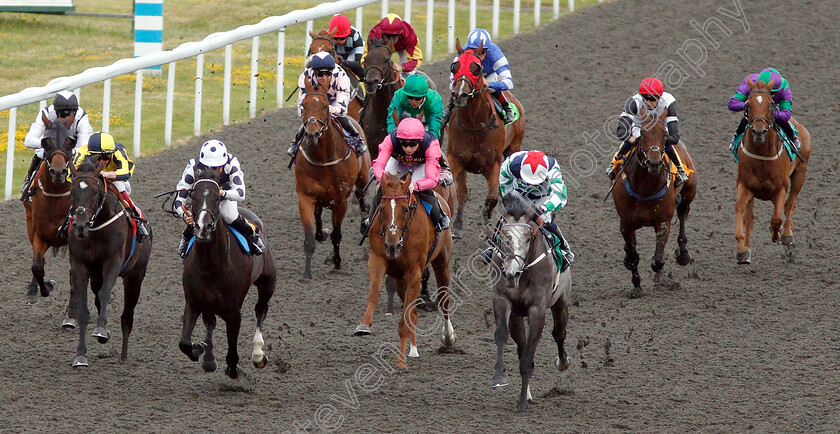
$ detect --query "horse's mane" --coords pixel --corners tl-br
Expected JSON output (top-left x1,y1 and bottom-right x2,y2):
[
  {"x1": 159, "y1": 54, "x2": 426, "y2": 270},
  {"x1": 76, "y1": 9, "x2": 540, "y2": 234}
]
[
  {"x1": 502, "y1": 192, "x2": 533, "y2": 220},
  {"x1": 76, "y1": 156, "x2": 100, "y2": 174},
  {"x1": 381, "y1": 171, "x2": 407, "y2": 196}
]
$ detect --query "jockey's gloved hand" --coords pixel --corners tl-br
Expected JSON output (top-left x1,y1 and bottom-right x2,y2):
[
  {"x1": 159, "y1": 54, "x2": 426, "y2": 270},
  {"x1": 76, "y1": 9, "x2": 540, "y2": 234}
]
[{"x1": 665, "y1": 134, "x2": 679, "y2": 146}]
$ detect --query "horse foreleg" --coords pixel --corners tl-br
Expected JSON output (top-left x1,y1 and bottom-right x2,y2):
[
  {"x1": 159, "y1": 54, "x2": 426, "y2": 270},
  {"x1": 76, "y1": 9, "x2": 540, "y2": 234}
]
[
  {"x1": 252, "y1": 271, "x2": 276, "y2": 369},
  {"x1": 92, "y1": 265, "x2": 120, "y2": 345},
  {"x1": 491, "y1": 296, "x2": 512, "y2": 388},
  {"x1": 385, "y1": 277, "x2": 396, "y2": 315},
  {"x1": 202, "y1": 313, "x2": 218, "y2": 373},
  {"x1": 675, "y1": 198, "x2": 692, "y2": 266},
  {"x1": 734, "y1": 182, "x2": 754, "y2": 264},
  {"x1": 223, "y1": 312, "x2": 242, "y2": 379},
  {"x1": 770, "y1": 187, "x2": 787, "y2": 244},
  {"x1": 69, "y1": 265, "x2": 90, "y2": 367},
  {"x1": 355, "y1": 255, "x2": 386, "y2": 335},
  {"x1": 432, "y1": 256, "x2": 456, "y2": 348},
  {"x1": 179, "y1": 301, "x2": 203, "y2": 362},
  {"x1": 398, "y1": 269, "x2": 422, "y2": 368},
  {"x1": 298, "y1": 196, "x2": 317, "y2": 279},
  {"x1": 29, "y1": 237, "x2": 54, "y2": 302},
  {"x1": 517, "y1": 305, "x2": 547, "y2": 414},
  {"x1": 314, "y1": 205, "x2": 328, "y2": 242},
  {"x1": 329, "y1": 201, "x2": 348, "y2": 269},
  {"x1": 651, "y1": 220, "x2": 670, "y2": 273},
  {"x1": 551, "y1": 296, "x2": 571, "y2": 372},
  {"x1": 482, "y1": 162, "x2": 501, "y2": 220},
  {"x1": 620, "y1": 223, "x2": 641, "y2": 296}
]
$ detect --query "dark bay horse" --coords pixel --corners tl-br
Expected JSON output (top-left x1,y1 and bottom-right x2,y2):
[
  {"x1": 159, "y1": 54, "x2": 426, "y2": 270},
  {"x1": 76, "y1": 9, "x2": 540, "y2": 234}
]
[
  {"x1": 734, "y1": 77, "x2": 810, "y2": 264},
  {"x1": 67, "y1": 159, "x2": 153, "y2": 367},
  {"x1": 23, "y1": 117, "x2": 73, "y2": 306},
  {"x1": 308, "y1": 29, "x2": 363, "y2": 121},
  {"x1": 361, "y1": 39, "x2": 403, "y2": 161},
  {"x1": 295, "y1": 76, "x2": 371, "y2": 279},
  {"x1": 447, "y1": 39, "x2": 525, "y2": 238},
  {"x1": 611, "y1": 110, "x2": 696, "y2": 297},
  {"x1": 179, "y1": 168, "x2": 276, "y2": 379},
  {"x1": 490, "y1": 192, "x2": 571, "y2": 414},
  {"x1": 354, "y1": 172, "x2": 455, "y2": 368}
]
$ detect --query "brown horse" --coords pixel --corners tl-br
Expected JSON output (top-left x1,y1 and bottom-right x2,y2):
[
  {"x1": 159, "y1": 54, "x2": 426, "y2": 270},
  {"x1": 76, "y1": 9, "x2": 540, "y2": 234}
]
[
  {"x1": 179, "y1": 168, "x2": 276, "y2": 379},
  {"x1": 611, "y1": 110, "x2": 696, "y2": 297},
  {"x1": 295, "y1": 76, "x2": 371, "y2": 279},
  {"x1": 67, "y1": 159, "x2": 153, "y2": 367},
  {"x1": 447, "y1": 39, "x2": 525, "y2": 238},
  {"x1": 23, "y1": 118, "x2": 74, "y2": 306},
  {"x1": 308, "y1": 29, "x2": 363, "y2": 121},
  {"x1": 360, "y1": 39, "x2": 403, "y2": 161},
  {"x1": 734, "y1": 78, "x2": 810, "y2": 264},
  {"x1": 354, "y1": 172, "x2": 455, "y2": 368}
]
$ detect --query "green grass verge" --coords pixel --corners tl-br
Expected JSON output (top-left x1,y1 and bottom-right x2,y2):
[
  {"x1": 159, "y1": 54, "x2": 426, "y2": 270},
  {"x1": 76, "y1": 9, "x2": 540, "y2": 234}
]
[{"x1": 0, "y1": 0, "x2": 604, "y2": 195}]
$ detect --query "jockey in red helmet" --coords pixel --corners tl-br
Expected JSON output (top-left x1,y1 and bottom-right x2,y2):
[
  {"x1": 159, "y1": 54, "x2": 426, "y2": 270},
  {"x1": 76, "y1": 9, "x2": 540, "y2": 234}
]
[
  {"x1": 606, "y1": 77, "x2": 688, "y2": 185},
  {"x1": 364, "y1": 13, "x2": 423, "y2": 74},
  {"x1": 327, "y1": 14, "x2": 365, "y2": 79}
]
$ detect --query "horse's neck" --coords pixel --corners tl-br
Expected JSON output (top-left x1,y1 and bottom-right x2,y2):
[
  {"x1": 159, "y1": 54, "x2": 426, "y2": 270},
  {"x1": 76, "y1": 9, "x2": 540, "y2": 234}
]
[
  {"x1": 370, "y1": 80, "x2": 399, "y2": 117},
  {"x1": 460, "y1": 90, "x2": 494, "y2": 127},
  {"x1": 194, "y1": 223, "x2": 231, "y2": 265},
  {"x1": 305, "y1": 121, "x2": 344, "y2": 159},
  {"x1": 625, "y1": 154, "x2": 667, "y2": 193}
]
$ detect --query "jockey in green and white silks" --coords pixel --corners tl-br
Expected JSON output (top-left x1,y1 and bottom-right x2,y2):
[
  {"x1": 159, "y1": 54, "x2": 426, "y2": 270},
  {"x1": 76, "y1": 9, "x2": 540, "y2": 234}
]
[{"x1": 484, "y1": 150, "x2": 573, "y2": 269}]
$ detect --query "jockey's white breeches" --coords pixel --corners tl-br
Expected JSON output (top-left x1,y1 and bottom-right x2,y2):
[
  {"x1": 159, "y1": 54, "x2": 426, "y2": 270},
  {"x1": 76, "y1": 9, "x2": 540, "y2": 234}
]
[
  {"x1": 220, "y1": 199, "x2": 238, "y2": 224},
  {"x1": 384, "y1": 157, "x2": 425, "y2": 183},
  {"x1": 112, "y1": 180, "x2": 130, "y2": 194}
]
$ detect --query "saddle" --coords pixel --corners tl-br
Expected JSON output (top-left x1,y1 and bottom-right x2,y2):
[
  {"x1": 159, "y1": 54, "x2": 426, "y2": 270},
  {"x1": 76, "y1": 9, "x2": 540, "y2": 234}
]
[
  {"x1": 490, "y1": 96, "x2": 520, "y2": 125},
  {"x1": 611, "y1": 147, "x2": 694, "y2": 183},
  {"x1": 183, "y1": 220, "x2": 259, "y2": 257}
]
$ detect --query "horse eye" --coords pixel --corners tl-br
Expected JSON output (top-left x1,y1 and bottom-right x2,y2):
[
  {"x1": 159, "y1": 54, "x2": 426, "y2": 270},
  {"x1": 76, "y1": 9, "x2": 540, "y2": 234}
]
[{"x1": 450, "y1": 62, "x2": 458, "y2": 73}]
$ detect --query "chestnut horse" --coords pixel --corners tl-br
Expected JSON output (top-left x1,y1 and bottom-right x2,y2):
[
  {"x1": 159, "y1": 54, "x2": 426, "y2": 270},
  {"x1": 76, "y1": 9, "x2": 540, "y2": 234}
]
[
  {"x1": 734, "y1": 77, "x2": 810, "y2": 264},
  {"x1": 360, "y1": 39, "x2": 403, "y2": 161},
  {"x1": 23, "y1": 118, "x2": 74, "y2": 306},
  {"x1": 308, "y1": 29, "x2": 363, "y2": 121},
  {"x1": 447, "y1": 39, "x2": 525, "y2": 238},
  {"x1": 67, "y1": 159, "x2": 153, "y2": 367},
  {"x1": 354, "y1": 172, "x2": 456, "y2": 368},
  {"x1": 295, "y1": 76, "x2": 371, "y2": 279},
  {"x1": 179, "y1": 168, "x2": 276, "y2": 379},
  {"x1": 611, "y1": 110, "x2": 696, "y2": 297}
]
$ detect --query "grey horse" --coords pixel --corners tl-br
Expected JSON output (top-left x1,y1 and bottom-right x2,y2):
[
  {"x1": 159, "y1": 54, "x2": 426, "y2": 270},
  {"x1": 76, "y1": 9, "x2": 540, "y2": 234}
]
[{"x1": 489, "y1": 192, "x2": 572, "y2": 414}]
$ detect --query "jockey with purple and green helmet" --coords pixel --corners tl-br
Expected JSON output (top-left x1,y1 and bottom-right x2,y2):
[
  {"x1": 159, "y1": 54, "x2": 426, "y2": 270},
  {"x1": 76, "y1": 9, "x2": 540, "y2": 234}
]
[
  {"x1": 448, "y1": 28, "x2": 515, "y2": 123},
  {"x1": 482, "y1": 150, "x2": 574, "y2": 270},
  {"x1": 728, "y1": 67, "x2": 800, "y2": 154},
  {"x1": 386, "y1": 74, "x2": 452, "y2": 185}
]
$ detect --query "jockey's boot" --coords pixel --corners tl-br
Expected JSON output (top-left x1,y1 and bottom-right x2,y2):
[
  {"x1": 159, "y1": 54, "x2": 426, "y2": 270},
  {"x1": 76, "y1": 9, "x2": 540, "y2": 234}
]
[
  {"x1": 337, "y1": 115, "x2": 367, "y2": 156},
  {"x1": 287, "y1": 125, "x2": 305, "y2": 157},
  {"x1": 231, "y1": 216, "x2": 265, "y2": 255},
  {"x1": 729, "y1": 132, "x2": 745, "y2": 155},
  {"x1": 120, "y1": 191, "x2": 148, "y2": 243},
  {"x1": 543, "y1": 222, "x2": 574, "y2": 272},
  {"x1": 58, "y1": 209, "x2": 72, "y2": 240},
  {"x1": 178, "y1": 225, "x2": 193, "y2": 258},
  {"x1": 665, "y1": 146, "x2": 688, "y2": 186},
  {"x1": 361, "y1": 187, "x2": 383, "y2": 236},
  {"x1": 605, "y1": 141, "x2": 632, "y2": 180},
  {"x1": 20, "y1": 155, "x2": 43, "y2": 201},
  {"x1": 419, "y1": 190, "x2": 450, "y2": 232},
  {"x1": 438, "y1": 155, "x2": 453, "y2": 186},
  {"x1": 502, "y1": 101, "x2": 515, "y2": 124}
]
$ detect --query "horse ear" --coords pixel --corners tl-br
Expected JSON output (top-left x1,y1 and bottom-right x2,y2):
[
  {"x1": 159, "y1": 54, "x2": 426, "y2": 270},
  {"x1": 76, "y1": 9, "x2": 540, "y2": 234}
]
[
  {"x1": 328, "y1": 27, "x2": 337, "y2": 38},
  {"x1": 69, "y1": 160, "x2": 78, "y2": 178},
  {"x1": 41, "y1": 112, "x2": 53, "y2": 129},
  {"x1": 309, "y1": 30, "x2": 318, "y2": 38},
  {"x1": 765, "y1": 78, "x2": 775, "y2": 91},
  {"x1": 455, "y1": 38, "x2": 463, "y2": 54},
  {"x1": 94, "y1": 159, "x2": 107, "y2": 176},
  {"x1": 746, "y1": 76, "x2": 756, "y2": 89},
  {"x1": 476, "y1": 39, "x2": 484, "y2": 54}
]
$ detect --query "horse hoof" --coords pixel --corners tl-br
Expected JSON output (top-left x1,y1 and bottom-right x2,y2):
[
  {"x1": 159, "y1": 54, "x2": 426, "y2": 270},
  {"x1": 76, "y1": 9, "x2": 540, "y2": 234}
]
[
  {"x1": 62, "y1": 317, "x2": 77, "y2": 330},
  {"x1": 675, "y1": 250, "x2": 692, "y2": 266},
  {"x1": 781, "y1": 234, "x2": 794, "y2": 246},
  {"x1": 451, "y1": 229, "x2": 462, "y2": 239},
  {"x1": 72, "y1": 356, "x2": 89, "y2": 367},
  {"x1": 353, "y1": 325, "x2": 371, "y2": 336},
  {"x1": 202, "y1": 359, "x2": 217, "y2": 373},
  {"x1": 225, "y1": 365, "x2": 242, "y2": 379},
  {"x1": 629, "y1": 287, "x2": 642, "y2": 299},
  {"x1": 303, "y1": 271, "x2": 312, "y2": 279},
  {"x1": 23, "y1": 295, "x2": 38, "y2": 306},
  {"x1": 554, "y1": 355, "x2": 571, "y2": 371},
  {"x1": 253, "y1": 355, "x2": 268, "y2": 369},
  {"x1": 490, "y1": 376, "x2": 509, "y2": 388},
  {"x1": 736, "y1": 250, "x2": 752, "y2": 265},
  {"x1": 41, "y1": 280, "x2": 55, "y2": 297},
  {"x1": 92, "y1": 327, "x2": 110, "y2": 344},
  {"x1": 651, "y1": 260, "x2": 665, "y2": 273},
  {"x1": 441, "y1": 334, "x2": 457, "y2": 348}
]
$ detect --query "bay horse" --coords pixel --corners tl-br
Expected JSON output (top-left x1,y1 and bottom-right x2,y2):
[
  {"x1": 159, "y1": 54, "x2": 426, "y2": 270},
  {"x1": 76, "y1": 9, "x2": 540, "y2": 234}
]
[
  {"x1": 447, "y1": 39, "x2": 525, "y2": 238},
  {"x1": 360, "y1": 39, "x2": 403, "y2": 161},
  {"x1": 178, "y1": 168, "x2": 276, "y2": 379},
  {"x1": 22, "y1": 118, "x2": 73, "y2": 307},
  {"x1": 295, "y1": 76, "x2": 371, "y2": 279},
  {"x1": 734, "y1": 77, "x2": 810, "y2": 264},
  {"x1": 354, "y1": 171, "x2": 455, "y2": 368},
  {"x1": 611, "y1": 110, "x2": 696, "y2": 298},
  {"x1": 67, "y1": 158, "x2": 153, "y2": 367},
  {"x1": 490, "y1": 192, "x2": 572, "y2": 414},
  {"x1": 308, "y1": 29, "x2": 363, "y2": 121}
]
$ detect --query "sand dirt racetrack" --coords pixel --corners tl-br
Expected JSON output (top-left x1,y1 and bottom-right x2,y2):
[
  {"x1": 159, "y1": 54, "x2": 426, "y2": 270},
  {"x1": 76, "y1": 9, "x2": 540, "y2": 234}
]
[{"x1": 1, "y1": 0, "x2": 838, "y2": 431}]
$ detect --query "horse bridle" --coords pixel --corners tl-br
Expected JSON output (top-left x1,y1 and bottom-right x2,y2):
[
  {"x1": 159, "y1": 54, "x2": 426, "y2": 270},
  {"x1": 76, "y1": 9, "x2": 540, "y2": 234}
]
[
  {"x1": 72, "y1": 173, "x2": 108, "y2": 228},
  {"x1": 452, "y1": 51, "x2": 484, "y2": 99},
  {"x1": 746, "y1": 88, "x2": 776, "y2": 133},
  {"x1": 310, "y1": 36, "x2": 337, "y2": 61},
  {"x1": 635, "y1": 119, "x2": 667, "y2": 170},
  {"x1": 191, "y1": 179, "x2": 221, "y2": 233},
  {"x1": 302, "y1": 91, "x2": 331, "y2": 140},
  {"x1": 498, "y1": 221, "x2": 545, "y2": 272},
  {"x1": 46, "y1": 147, "x2": 71, "y2": 172},
  {"x1": 378, "y1": 193, "x2": 418, "y2": 249},
  {"x1": 364, "y1": 45, "x2": 400, "y2": 93}
]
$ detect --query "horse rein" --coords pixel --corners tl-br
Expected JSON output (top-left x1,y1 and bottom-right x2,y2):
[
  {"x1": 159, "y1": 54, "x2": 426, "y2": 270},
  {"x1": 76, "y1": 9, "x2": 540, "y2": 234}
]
[
  {"x1": 191, "y1": 179, "x2": 221, "y2": 232},
  {"x1": 378, "y1": 193, "x2": 418, "y2": 249},
  {"x1": 364, "y1": 45, "x2": 401, "y2": 93},
  {"x1": 742, "y1": 88, "x2": 784, "y2": 159},
  {"x1": 72, "y1": 173, "x2": 111, "y2": 229},
  {"x1": 498, "y1": 221, "x2": 548, "y2": 271},
  {"x1": 302, "y1": 91, "x2": 331, "y2": 139},
  {"x1": 299, "y1": 92, "x2": 353, "y2": 166},
  {"x1": 635, "y1": 119, "x2": 668, "y2": 170}
]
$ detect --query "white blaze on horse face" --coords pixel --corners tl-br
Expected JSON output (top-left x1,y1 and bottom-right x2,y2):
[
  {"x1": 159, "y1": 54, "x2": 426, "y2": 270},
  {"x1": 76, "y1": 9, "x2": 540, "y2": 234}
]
[
  {"x1": 457, "y1": 80, "x2": 466, "y2": 96},
  {"x1": 390, "y1": 199, "x2": 396, "y2": 227},
  {"x1": 502, "y1": 225, "x2": 530, "y2": 276},
  {"x1": 79, "y1": 181, "x2": 88, "y2": 190},
  {"x1": 756, "y1": 95, "x2": 764, "y2": 104}
]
